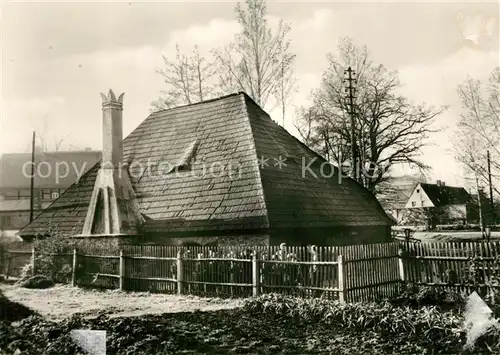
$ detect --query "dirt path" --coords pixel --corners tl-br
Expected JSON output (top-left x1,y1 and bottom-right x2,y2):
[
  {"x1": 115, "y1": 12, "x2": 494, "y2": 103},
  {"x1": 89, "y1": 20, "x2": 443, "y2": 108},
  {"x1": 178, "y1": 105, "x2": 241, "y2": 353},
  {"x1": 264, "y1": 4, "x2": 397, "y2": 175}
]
[{"x1": 0, "y1": 284, "x2": 243, "y2": 321}]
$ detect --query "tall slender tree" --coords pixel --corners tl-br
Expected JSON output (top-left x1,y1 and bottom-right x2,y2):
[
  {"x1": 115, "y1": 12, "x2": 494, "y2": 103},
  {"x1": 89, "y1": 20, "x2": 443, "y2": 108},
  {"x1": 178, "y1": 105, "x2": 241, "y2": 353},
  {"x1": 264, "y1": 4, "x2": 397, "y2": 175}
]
[
  {"x1": 454, "y1": 67, "x2": 500, "y2": 225},
  {"x1": 213, "y1": 0, "x2": 296, "y2": 114}
]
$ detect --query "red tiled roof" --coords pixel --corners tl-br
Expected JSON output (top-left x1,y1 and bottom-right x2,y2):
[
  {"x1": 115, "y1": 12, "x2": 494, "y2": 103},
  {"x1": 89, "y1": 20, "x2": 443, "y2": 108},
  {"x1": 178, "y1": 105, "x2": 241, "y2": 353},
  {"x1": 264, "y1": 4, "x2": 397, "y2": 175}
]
[{"x1": 19, "y1": 93, "x2": 392, "y2": 237}]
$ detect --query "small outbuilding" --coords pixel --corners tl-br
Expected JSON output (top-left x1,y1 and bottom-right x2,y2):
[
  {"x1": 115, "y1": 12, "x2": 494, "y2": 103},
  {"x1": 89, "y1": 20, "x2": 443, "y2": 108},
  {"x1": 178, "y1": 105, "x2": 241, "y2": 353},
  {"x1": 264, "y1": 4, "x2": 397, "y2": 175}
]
[{"x1": 19, "y1": 90, "x2": 393, "y2": 246}]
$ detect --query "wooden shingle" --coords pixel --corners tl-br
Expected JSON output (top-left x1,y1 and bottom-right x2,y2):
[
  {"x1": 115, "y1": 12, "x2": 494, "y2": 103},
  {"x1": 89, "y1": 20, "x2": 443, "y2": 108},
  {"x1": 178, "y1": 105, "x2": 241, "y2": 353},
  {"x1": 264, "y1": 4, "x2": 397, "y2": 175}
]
[{"x1": 19, "y1": 92, "x2": 392, "y2": 238}]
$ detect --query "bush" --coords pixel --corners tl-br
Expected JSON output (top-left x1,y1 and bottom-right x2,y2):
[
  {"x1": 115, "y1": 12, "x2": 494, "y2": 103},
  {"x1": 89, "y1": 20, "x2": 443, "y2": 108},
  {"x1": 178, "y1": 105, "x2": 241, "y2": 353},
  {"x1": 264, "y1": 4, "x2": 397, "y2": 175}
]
[
  {"x1": 33, "y1": 231, "x2": 78, "y2": 283},
  {"x1": 17, "y1": 275, "x2": 54, "y2": 289},
  {"x1": 389, "y1": 283, "x2": 465, "y2": 310}
]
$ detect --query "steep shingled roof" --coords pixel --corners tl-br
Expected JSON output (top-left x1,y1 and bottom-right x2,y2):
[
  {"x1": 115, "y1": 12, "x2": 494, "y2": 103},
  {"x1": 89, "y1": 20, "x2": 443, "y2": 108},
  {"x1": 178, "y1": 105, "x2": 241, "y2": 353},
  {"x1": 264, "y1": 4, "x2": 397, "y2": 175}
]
[
  {"x1": 419, "y1": 183, "x2": 472, "y2": 207},
  {"x1": 19, "y1": 93, "x2": 392, "y2": 237}
]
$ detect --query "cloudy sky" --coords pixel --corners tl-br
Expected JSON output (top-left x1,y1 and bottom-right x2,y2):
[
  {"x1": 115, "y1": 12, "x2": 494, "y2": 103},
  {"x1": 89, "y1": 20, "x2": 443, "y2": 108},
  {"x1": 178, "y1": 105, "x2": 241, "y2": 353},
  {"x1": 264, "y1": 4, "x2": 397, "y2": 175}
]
[{"x1": 1, "y1": 1, "x2": 499, "y2": 187}]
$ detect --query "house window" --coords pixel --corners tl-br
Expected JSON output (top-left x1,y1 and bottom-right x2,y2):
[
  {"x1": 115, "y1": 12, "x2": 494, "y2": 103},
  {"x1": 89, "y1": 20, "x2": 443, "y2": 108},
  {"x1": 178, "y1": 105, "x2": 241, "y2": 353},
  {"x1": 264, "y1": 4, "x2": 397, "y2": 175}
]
[
  {"x1": 168, "y1": 140, "x2": 199, "y2": 174},
  {"x1": 411, "y1": 201, "x2": 416, "y2": 207},
  {"x1": 51, "y1": 192, "x2": 60, "y2": 199},
  {"x1": 416, "y1": 189, "x2": 420, "y2": 193},
  {"x1": 42, "y1": 189, "x2": 52, "y2": 200}
]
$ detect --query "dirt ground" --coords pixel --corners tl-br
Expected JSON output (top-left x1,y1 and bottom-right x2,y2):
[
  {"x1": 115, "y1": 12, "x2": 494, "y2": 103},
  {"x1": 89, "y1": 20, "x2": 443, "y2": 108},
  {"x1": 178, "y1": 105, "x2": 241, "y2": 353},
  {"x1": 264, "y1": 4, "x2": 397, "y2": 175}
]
[{"x1": 0, "y1": 283, "x2": 243, "y2": 321}]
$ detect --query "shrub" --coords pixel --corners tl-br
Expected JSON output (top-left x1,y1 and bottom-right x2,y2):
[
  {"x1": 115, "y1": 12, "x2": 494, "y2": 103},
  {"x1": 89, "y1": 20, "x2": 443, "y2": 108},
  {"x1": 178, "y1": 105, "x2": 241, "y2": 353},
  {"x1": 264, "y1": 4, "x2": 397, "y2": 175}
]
[
  {"x1": 390, "y1": 283, "x2": 465, "y2": 310},
  {"x1": 17, "y1": 275, "x2": 54, "y2": 289},
  {"x1": 33, "y1": 230, "x2": 78, "y2": 283}
]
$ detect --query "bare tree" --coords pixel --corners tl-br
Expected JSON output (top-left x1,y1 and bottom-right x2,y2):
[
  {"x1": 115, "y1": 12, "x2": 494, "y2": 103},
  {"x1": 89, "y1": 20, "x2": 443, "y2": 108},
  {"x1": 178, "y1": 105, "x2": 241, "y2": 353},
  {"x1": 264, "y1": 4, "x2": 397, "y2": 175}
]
[
  {"x1": 213, "y1": 0, "x2": 296, "y2": 111},
  {"x1": 454, "y1": 67, "x2": 500, "y2": 227},
  {"x1": 294, "y1": 37, "x2": 445, "y2": 193},
  {"x1": 454, "y1": 129, "x2": 487, "y2": 231},
  {"x1": 34, "y1": 132, "x2": 69, "y2": 152},
  {"x1": 151, "y1": 44, "x2": 216, "y2": 112},
  {"x1": 455, "y1": 67, "x2": 500, "y2": 197},
  {"x1": 276, "y1": 39, "x2": 297, "y2": 127}
]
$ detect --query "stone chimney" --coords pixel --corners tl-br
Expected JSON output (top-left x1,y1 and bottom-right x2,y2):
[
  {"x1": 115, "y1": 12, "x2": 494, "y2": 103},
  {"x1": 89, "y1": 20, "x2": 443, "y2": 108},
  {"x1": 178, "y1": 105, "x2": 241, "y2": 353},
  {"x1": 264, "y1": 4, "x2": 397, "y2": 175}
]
[
  {"x1": 80, "y1": 90, "x2": 143, "y2": 236},
  {"x1": 436, "y1": 180, "x2": 446, "y2": 187},
  {"x1": 101, "y1": 90, "x2": 124, "y2": 168}
]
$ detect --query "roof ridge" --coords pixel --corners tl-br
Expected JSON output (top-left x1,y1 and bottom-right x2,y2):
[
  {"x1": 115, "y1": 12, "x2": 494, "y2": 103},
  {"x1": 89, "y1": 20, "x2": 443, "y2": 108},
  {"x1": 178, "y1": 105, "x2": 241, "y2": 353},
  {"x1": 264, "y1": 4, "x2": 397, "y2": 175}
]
[
  {"x1": 239, "y1": 94, "x2": 271, "y2": 229},
  {"x1": 150, "y1": 92, "x2": 245, "y2": 115},
  {"x1": 420, "y1": 182, "x2": 465, "y2": 190}
]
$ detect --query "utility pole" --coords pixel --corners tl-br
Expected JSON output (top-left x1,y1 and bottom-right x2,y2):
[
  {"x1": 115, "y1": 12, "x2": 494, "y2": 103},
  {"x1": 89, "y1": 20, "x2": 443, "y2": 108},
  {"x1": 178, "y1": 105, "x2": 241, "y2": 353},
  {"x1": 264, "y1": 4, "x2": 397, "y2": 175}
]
[
  {"x1": 29, "y1": 131, "x2": 36, "y2": 223},
  {"x1": 344, "y1": 67, "x2": 357, "y2": 182},
  {"x1": 487, "y1": 150, "x2": 495, "y2": 224},
  {"x1": 475, "y1": 172, "x2": 485, "y2": 238}
]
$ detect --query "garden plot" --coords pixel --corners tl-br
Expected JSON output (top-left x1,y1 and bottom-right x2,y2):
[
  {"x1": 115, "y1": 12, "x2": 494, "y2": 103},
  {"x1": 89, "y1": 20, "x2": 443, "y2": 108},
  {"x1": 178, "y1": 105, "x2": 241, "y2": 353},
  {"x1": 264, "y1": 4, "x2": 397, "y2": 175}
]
[{"x1": 0, "y1": 284, "x2": 243, "y2": 321}]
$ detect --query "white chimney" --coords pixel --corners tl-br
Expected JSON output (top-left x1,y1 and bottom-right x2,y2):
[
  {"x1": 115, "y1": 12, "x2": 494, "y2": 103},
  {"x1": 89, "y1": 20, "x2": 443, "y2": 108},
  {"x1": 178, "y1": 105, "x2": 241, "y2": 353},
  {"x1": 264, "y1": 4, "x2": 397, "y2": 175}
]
[
  {"x1": 101, "y1": 90, "x2": 124, "y2": 168},
  {"x1": 80, "y1": 90, "x2": 143, "y2": 237}
]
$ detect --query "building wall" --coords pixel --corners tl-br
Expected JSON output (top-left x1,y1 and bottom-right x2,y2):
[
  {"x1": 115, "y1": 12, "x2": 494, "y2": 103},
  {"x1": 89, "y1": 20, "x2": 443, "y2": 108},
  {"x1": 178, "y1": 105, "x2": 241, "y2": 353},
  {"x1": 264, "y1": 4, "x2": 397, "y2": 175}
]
[
  {"x1": 0, "y1": 211, "x2": 32, "y2": 231},
  {"x1": 405, "y1": 184, "x2": 434, "y2": 209},
  {"x1": 269, "y1": 226, "x2": 391, "y2": 246},
  {"x1": 0, "y1": 187, "x2": 66, "y2": 231},
  {"x1": 141, "y1": 233, "x2": 270, "y2": 246},
  {"x1": 70, "y1": 225, "x2": 390, "y2": 248}
]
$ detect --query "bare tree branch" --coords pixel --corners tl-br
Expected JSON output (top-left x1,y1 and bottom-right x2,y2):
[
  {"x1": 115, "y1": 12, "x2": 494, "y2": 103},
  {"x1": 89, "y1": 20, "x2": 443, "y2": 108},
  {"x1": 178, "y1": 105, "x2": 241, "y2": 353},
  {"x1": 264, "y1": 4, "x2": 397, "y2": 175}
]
[
  {"x1": 295, "y1": 37, "x2": 444, "y2": 195},
  {"x1": 212, "y1": 0, "x2": 296, "y2": 113},
  {"x1": 454, "y1": 67, "x2": 500, "y2": 206},
  {"x1": 151, "y1": 44, "x2": 217, "y2": 112}
]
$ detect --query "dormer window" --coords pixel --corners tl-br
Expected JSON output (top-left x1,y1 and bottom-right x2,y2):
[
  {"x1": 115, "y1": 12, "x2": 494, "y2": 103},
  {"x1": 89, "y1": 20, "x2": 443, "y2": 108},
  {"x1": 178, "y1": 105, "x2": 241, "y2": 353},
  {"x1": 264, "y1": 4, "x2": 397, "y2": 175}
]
[{"x1": 168, "y1": 140, "x2": 199, "y2": 174}]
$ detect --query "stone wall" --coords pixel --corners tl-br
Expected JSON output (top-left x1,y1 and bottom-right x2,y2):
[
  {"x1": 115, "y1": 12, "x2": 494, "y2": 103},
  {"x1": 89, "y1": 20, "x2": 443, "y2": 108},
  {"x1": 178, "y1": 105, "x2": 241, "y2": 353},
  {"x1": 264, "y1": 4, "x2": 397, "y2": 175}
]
[
  {"x1": 141, "y1": 233, "x2": 269, "y2": 246},
  {"x1": 269, "y1": 226, "x2": 391, "y2": 246},
  {"x1": 73, "y1": 236, "x2": 133, "y2": 251},
  {"x1": 70, "y1": 225, "x2": 389, "y2": 248}
]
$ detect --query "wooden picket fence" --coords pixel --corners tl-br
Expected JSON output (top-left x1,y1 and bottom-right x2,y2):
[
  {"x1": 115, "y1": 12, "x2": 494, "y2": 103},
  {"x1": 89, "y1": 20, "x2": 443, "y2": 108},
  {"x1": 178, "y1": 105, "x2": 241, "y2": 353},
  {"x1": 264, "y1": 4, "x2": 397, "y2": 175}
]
[
  {"x1": 5, "y1": 240, "x2": 500, "y2": 302},
  {"x1": 403, "y1": 240, "x2": 500, "y2": 297},
  {"x1": 0, "y1": 242, "x2": 33, "y2": 279},
  {"x1": 0, "y1": 242, "x2": 402, "y2": 303}
]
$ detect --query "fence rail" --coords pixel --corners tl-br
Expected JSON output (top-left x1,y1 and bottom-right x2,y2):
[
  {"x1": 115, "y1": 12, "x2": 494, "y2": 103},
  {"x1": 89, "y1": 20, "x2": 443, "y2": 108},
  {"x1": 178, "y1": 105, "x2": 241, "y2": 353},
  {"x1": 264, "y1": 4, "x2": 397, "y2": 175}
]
[{"x1": 4, "y1": 240, "x2": 500, "y2": 302}]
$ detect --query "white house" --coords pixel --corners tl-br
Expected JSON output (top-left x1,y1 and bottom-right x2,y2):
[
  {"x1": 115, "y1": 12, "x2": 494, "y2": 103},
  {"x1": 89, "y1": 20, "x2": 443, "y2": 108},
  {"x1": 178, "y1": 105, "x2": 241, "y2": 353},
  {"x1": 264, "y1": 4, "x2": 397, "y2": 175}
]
[{"x1": 405, "y1": 181, "x2": 472, "y2": 224}]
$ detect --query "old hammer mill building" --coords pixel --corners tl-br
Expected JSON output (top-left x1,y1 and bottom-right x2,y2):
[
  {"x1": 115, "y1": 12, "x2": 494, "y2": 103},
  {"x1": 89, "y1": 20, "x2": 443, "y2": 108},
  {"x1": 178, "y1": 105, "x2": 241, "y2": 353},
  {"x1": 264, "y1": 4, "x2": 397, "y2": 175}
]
[{"x1": 19, "y1": 90, "x2": 393, "y2": 246}]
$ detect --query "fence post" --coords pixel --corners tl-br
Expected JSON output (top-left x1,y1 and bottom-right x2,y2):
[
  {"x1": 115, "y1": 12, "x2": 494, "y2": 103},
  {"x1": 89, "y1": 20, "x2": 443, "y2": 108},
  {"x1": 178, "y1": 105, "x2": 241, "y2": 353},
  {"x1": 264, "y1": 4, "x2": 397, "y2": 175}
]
[
  {"x1": 252, "y1": 251, "x2": 260, "y2": 297},
  {"x1": 119, "y1": 249, "x2": 125, "y2": 291},
  {"x1": 71, "y1": 249, "x2": 77, "y2": 287},
  {"x1": 398, "y1": 248, "x2": 405, "y2": 283},
  {"x1": 177, "y1": 251, "x2": 184, "y2": 295},
  {"x1": 5, "y1": 252, "x2": 10, "y2": 280},
  {"x1": 31, "y1": 246, "x2": 36, "y2": 276},
  {"x1": 338, "y1": 254, "x2": 345, "y2": 304}
]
